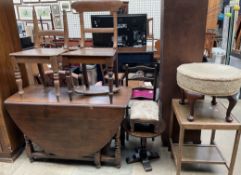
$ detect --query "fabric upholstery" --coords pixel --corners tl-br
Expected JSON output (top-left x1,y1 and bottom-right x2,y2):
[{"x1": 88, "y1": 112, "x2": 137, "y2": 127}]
[
  {"x1": 177, "y1": 63, "x2": 241, "y2": 96},
  {"x1": 130, "y1": 100, "x2": 159, "y2": 121}
]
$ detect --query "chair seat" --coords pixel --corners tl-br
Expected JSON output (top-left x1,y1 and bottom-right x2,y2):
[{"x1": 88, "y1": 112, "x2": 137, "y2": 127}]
[
  {"x1": 177, "y1": 63, "x2": 241, "y2": 96},
  {"x1": 130, "y1": 100, "x2": 159, "y2": 121},
  {"x1": 62, "y1": 48, "x2": 116, "y2": 57},
  {"x1": 10, "y1": 48, "x2": 67, "y2": 57}
]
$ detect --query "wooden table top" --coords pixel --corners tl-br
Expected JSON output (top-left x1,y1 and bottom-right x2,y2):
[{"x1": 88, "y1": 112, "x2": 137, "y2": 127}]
[
  {"x1": 5, "y1": 86, "x2": 131, "y2": 108},
  {"x1": 118, "y1": 46, "x2": 155, "y2": 54},
  {"x1": 10, "y1": 48, "x2": 67, "y2": 57},
  {"x1": 172, "y1": 99, "x2": 241, "y2": 130},
  {"x1": 62, "y1": 48, "x2": 116, "y2": 57}
]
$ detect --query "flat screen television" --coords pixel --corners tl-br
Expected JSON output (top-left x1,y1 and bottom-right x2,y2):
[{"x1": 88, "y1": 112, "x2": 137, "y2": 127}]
[{"x1": 91, "y1": 14, "x2": 147, "y2": 47}]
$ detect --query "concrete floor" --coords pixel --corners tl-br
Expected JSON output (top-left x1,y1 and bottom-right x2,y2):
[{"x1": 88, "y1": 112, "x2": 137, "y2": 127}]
[{"x1": 0, "y1": 99, "x2": 241, "y2": 175}]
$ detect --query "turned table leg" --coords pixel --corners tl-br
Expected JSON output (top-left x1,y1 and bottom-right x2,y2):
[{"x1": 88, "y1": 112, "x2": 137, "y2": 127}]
[
  {"x1": 37, "y1": 64, "x2": 47, "y2": 87},
  {"x1": 24, "y1": 135, "x2": 34, "y2": 162},
  {"x1": 114, "y1": 54, "x2": 119, "y2": 87},
  {"x1": 115, "y1": 128, "x2": 121, "y2": 168},
  {"x1": 66, "y1": 69, "x2": 73, "y2": 101},
  {"x1": 226, "y1": 93, "x2": 239, "y2": 122},
  {"x1": 108, "y1": 65, "x2": 114, "y2": 104},
  {"x1": 82, "y1": 64, "x2": 89, "y2": 90},
  {"x1": 51, "y1": 57, "x2": 60, "y2": 101},
  {"x1": 94, "y1": 151, "x2": 101, "y2": 168},
  {"x1": 11, "y1": 56, "x2": 24, "y2": 96}
]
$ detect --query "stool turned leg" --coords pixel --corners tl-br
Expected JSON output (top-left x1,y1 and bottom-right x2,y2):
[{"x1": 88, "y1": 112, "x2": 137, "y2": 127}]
[
  {"x1": 51, "y1": 57, "x2": 60, "y2": 101},
  {"x1": 211, "y1": 96, "x2": 217, "y2": 105},
  {"x1": 226, "y1": 93, "x2": 239, "y2": 122},
  {"x1": 108, "y1": 66, "x2": 114, "y2": 104},
  {"x1": 179, "y1": 88, "x2": 185, "y2": 105},
  {"x1": 186, "y1": 91, "x2": 204, "y2": 122},
  {"x1": 66, "y1": 70, "x2": 73, "y2": 101},
  {"x1": 11, "y1": 57, "x2": 24, "y2": 96}
]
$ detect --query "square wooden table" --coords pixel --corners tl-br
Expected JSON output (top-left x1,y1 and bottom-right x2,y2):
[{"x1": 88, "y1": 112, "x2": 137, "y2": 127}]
[
  {"x1": 61, "y1": 47, "x2": 119, "y2": 103},
  {"x1": 10, "y1": 48, "x2": 67, "y2": 101},
  {"x1": 169, "y1": 99, "x2": 241, "y2": 175}
]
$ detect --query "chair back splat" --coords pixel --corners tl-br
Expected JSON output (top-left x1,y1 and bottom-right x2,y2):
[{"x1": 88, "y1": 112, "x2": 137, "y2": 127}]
[
  {"x1": 33, "y1": 8, "x2": 69, "y2": 49},
  {"x1": 125, "y1": 63, "x2": 159, "y2": 101},
  {"x1": 71, "y1": 0, "x2": 122, "y2": 48}
]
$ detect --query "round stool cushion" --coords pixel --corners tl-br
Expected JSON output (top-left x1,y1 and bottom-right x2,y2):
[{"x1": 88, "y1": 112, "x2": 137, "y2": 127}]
[{"x1": 177, "y1": 63, "x2": 241, "y2": 96}]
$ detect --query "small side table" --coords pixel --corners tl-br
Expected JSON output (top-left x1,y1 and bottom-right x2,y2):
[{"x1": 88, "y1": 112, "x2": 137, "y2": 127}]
[
  {"x1": 61, "y1": 48, "x2": 119, "y2": 104},
  {"x1": 169, "y1": 99, "x2": 241, "y2": 175},
  {"x1": 10, "y1": 48, "x2": 66, "y2": 101}
]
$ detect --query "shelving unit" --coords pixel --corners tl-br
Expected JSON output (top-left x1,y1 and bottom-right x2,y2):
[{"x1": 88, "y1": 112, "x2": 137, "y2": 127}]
[{"x1": 169, "y1": 99, "x2": 241, "y2": 175}]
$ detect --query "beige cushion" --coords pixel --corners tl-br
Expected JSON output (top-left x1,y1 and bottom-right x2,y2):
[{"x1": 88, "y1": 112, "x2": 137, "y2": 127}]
[
  {"x1": 177, "y1": 63, "x2": 241, "y2": 96},
  {"x1": 130, "y1": 100, "x2": 159, "y2": 121}
]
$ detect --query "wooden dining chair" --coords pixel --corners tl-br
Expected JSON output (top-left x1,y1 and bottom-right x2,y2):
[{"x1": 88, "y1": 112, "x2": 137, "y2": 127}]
[
  {"x1": 124, "y1": 63, "x2": 164, "y2": 172},
  {"x1": 62, "y1": 0, "x2": 123, "y2": 103},
  {"x1": 32, "y1": 8, "x2": 74, "y2": 87}
]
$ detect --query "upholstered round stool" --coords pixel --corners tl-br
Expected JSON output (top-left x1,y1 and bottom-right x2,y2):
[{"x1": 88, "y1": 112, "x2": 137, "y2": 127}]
[{"x1": 177, "y1": 63, "x2": 241, "y2": 122}]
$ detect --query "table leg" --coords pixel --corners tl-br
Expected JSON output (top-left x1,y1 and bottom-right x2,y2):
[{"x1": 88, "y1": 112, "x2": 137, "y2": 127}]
[
  {"x1": 115, "y1": 128, "x2": 121, "y2": 168},
  {"x1": 82, "y1": 64, "x2": 89, "y2": 90},
  {"x1": 211, "y1": 96, "x2": 217, "y2": 105},
  {"x1": 176, "y1": 127, "x2": 184, "y2": 175},
  {"x1": 169, "y1": 106, "x2": 174, "y2": 141},
  {"x1": 37, "y1": 64, "x2": 47, "y2": 87},
  {"x1": 108, "y1": 66, "x2": 114, "y2": 104},
  {"x1": 66, "y1": 69, "x2": 73, "y2": 101},
  {"x1": 210, "y1": 130, "x2": 216, "y2": 145},
  {"x1": 24, "y1": 135, "x2": 34, "y2": 162},
  {"x1": 114, "y1": 55, "x2": 119, "y2": 87},
  {"x1": 11, "y1": 56, "x2": 24, "y2": 96},
  {"x1": 94, "y1": 151, "x2": 101, "y2": 168},
  {"x1": 228, "y1": 130, "x2": 241, "y2": 175},
  {"x1": 226, "y1": 93, "x2": 239, "y2": 122},
  {"x1": 51, "y1": 57, "x2": 60, "y2": 101}
]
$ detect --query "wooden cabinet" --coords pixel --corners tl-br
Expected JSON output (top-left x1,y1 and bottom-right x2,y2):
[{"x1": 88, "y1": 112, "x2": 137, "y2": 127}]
[{"x1": 0, "y1": 0, "x2": 26, "y2": 162}]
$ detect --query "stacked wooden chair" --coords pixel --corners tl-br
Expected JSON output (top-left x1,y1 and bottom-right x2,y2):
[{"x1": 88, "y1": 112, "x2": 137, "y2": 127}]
[{"x1": 62, "y1": 0, "x2": 123, "y2": 103}]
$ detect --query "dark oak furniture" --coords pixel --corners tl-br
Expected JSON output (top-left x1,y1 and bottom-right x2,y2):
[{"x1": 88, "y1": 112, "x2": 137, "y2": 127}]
[
  {"x1": 170, "y1": 99, "x2": 241, "y2": 175},
  {"x1": 5, "y1": 86, "x2": 131, "y2": 168},
  {"x1": 124, "y1": 64, "x2": 164, "y2": 171},
  {"x1": 160, "y1": 0, "x2": 209, "y2": 146},
  {"x1": 0, "y1": 0, "x2": 26, "y2": 162},
  {"x1": 62, "y1": 0, "x2": 123, "y2": 103}
]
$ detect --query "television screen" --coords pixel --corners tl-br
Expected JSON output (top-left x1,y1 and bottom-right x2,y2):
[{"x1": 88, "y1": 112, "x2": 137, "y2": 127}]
[{"x1": 91, "y1": 14, "x2": 147, "y2": 47}]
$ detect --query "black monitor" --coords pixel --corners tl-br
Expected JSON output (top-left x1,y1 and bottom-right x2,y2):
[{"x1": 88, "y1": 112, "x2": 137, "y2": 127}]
[{"x1": 91, "y1": 14, "x2": 147, "y2": 47}]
